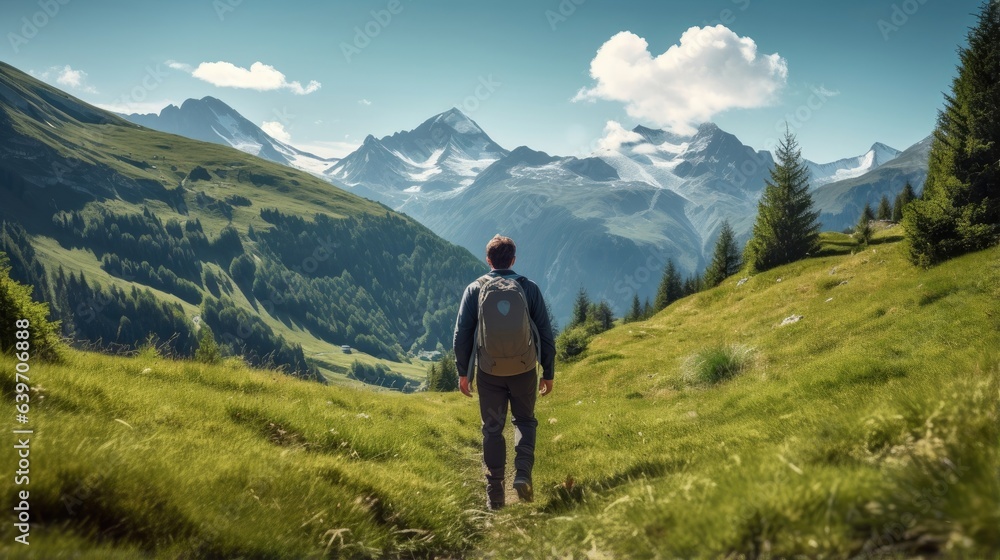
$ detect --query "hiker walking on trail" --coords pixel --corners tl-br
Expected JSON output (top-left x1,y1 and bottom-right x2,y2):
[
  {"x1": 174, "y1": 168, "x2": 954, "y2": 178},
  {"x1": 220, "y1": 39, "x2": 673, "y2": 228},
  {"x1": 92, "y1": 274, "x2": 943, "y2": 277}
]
[{"x1": 454, "y1": 234, "x2": 556, "y2": 510}]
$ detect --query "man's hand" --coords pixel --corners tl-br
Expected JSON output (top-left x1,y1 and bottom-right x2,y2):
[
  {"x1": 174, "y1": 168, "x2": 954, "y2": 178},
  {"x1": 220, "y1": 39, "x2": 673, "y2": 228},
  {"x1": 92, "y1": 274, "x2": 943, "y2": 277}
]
[
  {"x1": 459, "y1": 376, "x2": 473, "y2": 397},
  {"x1": 539, "y1": 379, "x2": 553, "y2": 396}
]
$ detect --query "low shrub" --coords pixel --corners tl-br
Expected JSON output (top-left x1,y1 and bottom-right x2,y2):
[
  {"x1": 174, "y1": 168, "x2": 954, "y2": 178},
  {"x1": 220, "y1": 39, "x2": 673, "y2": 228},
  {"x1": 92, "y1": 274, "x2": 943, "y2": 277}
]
[{"x1": 683, "y1": 344, "x2": 755, "y2": 385}]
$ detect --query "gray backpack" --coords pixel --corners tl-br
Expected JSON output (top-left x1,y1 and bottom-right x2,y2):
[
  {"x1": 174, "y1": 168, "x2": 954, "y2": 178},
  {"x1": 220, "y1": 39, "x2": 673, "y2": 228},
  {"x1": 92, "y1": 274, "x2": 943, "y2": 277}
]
[{"x1": 469, "y1": 274, "x2": 540, "y2": 377}]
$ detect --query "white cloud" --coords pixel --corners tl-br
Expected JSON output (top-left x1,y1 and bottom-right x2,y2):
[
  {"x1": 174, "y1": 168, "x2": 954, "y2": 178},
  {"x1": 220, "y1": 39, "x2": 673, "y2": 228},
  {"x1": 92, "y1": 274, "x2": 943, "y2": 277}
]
[
  {"x1": 166, "y1": 60, "x2": 194, "y2": 73},
  {"x1": 296, "y1": 140, "x2": 361, "y2": 159},
  {"x1": 187, "y1": 61, "x2": 321, "y2": 95},
  {"x1": 357, "y1": 99, "x2": 372, "y2": 106},
  {"x1": 813, "y1": 85, "x2": 840, "y2": 98},
  {"x1": 55, "y1": 66, "x2": 94, "y2": 92},
  {"x1": 261, "y1": 121, "x2": 292, "y2": 143},
  {"x1": 631, "y1": 142, "x2": 658, "y2": 155},
  {"x1": 596, "y1": 120, "x2": 644, "y2": 152},
  {"x1": 573, "y1": 26, "x2": 788, "y2": 134},
  {"x1": 31, "y1": 65, "x2": 98, "y2": 94}
]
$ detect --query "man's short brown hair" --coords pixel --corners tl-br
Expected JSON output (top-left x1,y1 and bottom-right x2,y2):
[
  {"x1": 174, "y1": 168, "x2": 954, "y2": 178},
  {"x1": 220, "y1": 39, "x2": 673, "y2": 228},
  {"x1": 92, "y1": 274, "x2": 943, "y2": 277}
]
[{"x1": 486, "y1": 234, "x2": 516, "y2": 269}]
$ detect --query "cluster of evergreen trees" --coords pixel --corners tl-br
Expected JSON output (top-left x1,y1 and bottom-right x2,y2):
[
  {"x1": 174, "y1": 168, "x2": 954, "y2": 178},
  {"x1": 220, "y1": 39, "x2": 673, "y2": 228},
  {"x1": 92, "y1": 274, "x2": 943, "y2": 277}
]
[
  {"x1": 53, "y1": 208, "x2": 207, "y2": 282},
  {"x1": 101, "y1": 252, "x2": 203, "y2": 304},
  {"x1": 50, "y1": 208, "x2": 250, "y2": 306},
  {"x1": 348, "y1": 360, "x2": 414, "y2": 392},
  {"x1": 3, "y1": 213, "x2": 313, "y2": 375},
  {"x1": 52, "y1": 268, "x2": 199, "y2": 356},
  {"x1": 425, "y1": 350, "x2": 459, "y2": 392},
  {"x1": 852, "y1": 183, "x2": 918, "y2": 245},
  {"x1": 201, "y1": 295, "x2": 316, "y2": 379},
  {"x1": 253, "y1": 209, "x2": 483, "y2": 360},
  {"x1": 904, "y1": 2, "x2": 1000, "y2": 266},
  {"x1": 616, "y1": 220, "x2": 743, "y2": 329},
  {"x1": 2, "y1": 220, "x2": 197, "y2": 356},
  {"x1": 555, "y1": 289, "x2": 619, "y2": 360}
]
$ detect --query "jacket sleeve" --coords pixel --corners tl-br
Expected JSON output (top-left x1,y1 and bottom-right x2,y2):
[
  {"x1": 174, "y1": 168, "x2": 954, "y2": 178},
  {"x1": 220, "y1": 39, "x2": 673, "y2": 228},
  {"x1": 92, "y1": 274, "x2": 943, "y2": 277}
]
[
  {"x1": 453, "y1": 283, "x2": 478, "y2": 377},
  {"x1": 524, "y1": 280, "x2": 556, "y2": 380}
]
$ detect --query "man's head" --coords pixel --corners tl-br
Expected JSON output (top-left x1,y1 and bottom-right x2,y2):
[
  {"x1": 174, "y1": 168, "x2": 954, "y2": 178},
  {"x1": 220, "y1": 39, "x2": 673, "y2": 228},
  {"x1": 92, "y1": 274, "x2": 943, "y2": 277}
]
[{"x1": 486, "y1": 234, "x2": 516, "y2": 270}]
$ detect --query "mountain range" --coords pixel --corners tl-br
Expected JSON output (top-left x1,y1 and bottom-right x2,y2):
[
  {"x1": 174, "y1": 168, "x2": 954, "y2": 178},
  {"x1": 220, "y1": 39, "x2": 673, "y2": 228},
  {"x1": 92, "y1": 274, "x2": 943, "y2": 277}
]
[{"x1": 123, "y1": 98, "x2": 931, "y2": 322}]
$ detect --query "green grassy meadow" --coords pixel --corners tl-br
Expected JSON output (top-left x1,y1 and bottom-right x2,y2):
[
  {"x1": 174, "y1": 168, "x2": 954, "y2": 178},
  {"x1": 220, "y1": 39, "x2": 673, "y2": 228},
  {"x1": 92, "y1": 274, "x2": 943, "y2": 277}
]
[{"x1": 2, "y1": 229, "x2": 998, "y2": 558}]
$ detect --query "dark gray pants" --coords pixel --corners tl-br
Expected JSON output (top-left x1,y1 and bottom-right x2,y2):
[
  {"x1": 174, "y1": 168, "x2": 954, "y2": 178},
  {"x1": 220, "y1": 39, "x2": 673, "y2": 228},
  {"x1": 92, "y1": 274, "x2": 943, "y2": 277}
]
[{"x1": 477, "y1": 369, "x2": 538, "y2": 484}]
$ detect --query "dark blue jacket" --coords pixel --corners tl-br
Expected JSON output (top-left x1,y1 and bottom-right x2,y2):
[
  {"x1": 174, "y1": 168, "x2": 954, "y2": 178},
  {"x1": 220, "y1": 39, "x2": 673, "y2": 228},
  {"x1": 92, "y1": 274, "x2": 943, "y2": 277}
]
[{"x1": 453, "y1": 269, "x2": 556, "y2": 380}]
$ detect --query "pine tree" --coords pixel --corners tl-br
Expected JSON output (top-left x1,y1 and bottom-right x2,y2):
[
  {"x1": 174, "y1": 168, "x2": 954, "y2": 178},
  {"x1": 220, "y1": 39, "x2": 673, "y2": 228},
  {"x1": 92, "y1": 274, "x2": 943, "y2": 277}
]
[
  {"x1": 625, "y1": 293, "x2": 642, "y2": 323},
  {"x1": 569, "y1": 287, "x2": 590, "y2": 329},
  {"x1": 436, "y1": 351, "x2": 459, "y2": 392},
  {"x1": 744, "y1": 129, "x2": 821, "y2": 272},
  {"x1": 893, "y1": 181, "x2": 917, "y2": 222},
  {"x1": 545, "y1": 300, "x2": 560, "y2": 335},
  {"x1": 654, "y1": 260, "x2": 683, "y2": 311},
  {"x1": 642, "y1": 297, "x2": 652, "y2": 319},
  {"x1": 904, "y1": 1, "x2": 1000, "y2": 265},
  {"x1": 194, "y1": 324, "x2": 222, "y2": 364},
  {"x1": 855, "y1": 205, "x2": 873, "y2": 247},
  {"x1": 877, "y1": 195, "x2": 892, "y2": 221},
  {"x1": 426, "y1": 362, "x2": 439, "y2": 391},
  {"x1": 683, "y1": 274, "x2": 703, "y2": 297},
  {"x1": 862, "y1": 201, "x2": 876, "y2": 222},
  {"x1": 704, "y1": 220, "x2": 742, "y2": 287},
  {"x1": 590, "y1": 300, "x2": 615, "y2": 331}
]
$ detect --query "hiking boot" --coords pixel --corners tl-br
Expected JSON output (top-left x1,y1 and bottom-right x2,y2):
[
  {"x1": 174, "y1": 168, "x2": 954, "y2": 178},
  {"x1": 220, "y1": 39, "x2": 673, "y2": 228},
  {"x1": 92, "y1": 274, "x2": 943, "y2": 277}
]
[
  {"x1": 513, "y1": 476, "x2": 533, "y2": 503},
  {"x1": 487, "y1": 480, "x2": 505, "y2": 510}
]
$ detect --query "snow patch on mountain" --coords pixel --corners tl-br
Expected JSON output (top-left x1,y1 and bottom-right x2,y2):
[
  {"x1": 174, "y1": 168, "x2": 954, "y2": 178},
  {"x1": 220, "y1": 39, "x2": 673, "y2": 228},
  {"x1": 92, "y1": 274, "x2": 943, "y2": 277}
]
[
  {"x1": 409, "y1": 167, "x2": 442, "y2": 182},
  {"x1": 437, "y1": 109, "x2": 481, "y2": 134},
  {"x1": 444, "y1": 156, "x2": 499, "y2": 178}
]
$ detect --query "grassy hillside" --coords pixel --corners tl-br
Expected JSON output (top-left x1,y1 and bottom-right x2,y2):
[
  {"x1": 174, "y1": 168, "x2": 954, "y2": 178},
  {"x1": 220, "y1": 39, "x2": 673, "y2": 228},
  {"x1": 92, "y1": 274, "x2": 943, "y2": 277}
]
[
  {"x1": 0, "y1": 349, "x2": 484, "y2": 558},
  {"x1": 0, "y1": 60, "x2": 485, "y2": 384},
  {"x1": 2, "y1": 229, "x2": 998, "y2": 558}
]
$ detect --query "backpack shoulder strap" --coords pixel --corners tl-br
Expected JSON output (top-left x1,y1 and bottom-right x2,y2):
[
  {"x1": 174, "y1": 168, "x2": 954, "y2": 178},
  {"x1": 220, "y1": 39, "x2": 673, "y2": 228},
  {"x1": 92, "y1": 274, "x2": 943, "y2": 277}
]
[
  {"x1": 468, "y1": 274, "x2": 494, "y2": 381},
  {"x1": 511, "y1": 276, "x2": 542, "y2": 365}
]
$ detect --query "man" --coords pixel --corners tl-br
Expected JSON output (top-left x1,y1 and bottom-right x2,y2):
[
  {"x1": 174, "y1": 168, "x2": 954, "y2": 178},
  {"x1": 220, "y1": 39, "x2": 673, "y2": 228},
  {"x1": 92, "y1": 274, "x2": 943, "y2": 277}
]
[{"x1": 454, "y1": 234, "x2": 556, "y2": 510}]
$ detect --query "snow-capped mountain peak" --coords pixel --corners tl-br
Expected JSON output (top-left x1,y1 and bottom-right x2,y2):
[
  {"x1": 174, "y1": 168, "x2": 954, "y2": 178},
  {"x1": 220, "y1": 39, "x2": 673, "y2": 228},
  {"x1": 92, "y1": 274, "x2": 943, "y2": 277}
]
[
  {"x1": 805, "y1": 142, "x2": 902, "y2": 188},
  {"x1": 868, "y1": 142, "x2": 901, "y2": 164},
  {"x1": 325, "y1": 108, "x2": 507, "y2": 194}
]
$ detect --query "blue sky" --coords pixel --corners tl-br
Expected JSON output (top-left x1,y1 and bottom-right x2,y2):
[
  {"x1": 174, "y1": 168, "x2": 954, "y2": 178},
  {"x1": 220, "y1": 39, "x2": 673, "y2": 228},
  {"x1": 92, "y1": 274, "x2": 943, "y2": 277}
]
[{"x1": 0, "y1": 0, "x2": 982, "y2": 162}]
